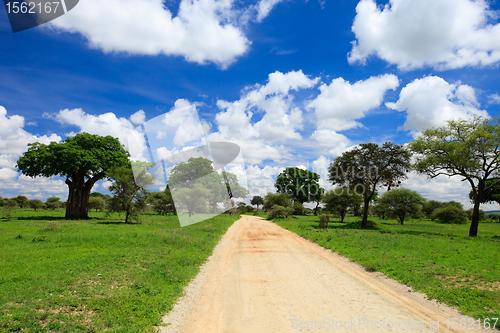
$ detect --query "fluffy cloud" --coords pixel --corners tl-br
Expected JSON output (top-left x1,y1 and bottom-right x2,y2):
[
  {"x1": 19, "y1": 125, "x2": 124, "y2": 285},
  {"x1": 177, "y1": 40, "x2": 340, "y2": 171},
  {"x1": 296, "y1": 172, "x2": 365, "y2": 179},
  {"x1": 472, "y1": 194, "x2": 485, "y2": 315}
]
[
  {"x1": 309, "y1": 129, "x2": 352, "y2": 158},
  {"x1": 403, "y1": 172, "x2": 477, "y2": 209},
  {"x1": 48, "y1": 0, "x2": 252, "y2": 67},
  {"x1": 212, "y1": 70, "x2": 319, "y2": 164},
  {"x1": 0, "y1": 106, "x2": 61, "y2": 173},
  {"x1": 254, "y1": 0, "x2": 286, "y2": 22},
  {"x1": 244, "y1": 165, "x2": 284, "y2": 196},
  {"x1": 386, "y1": 76, "x2": 489, "y2": 136},
  {"x1": 0, "y1": 175, "x2": 68, "y2": 199},
  {"x1": 349, "y1": 0, "x2": 500, "y2": 70},
  {"x1": 489, "y1": 94, "x2": 500, "y2": 104},
  {"x1": 162, "y1": 99, "x2": 206, "y2": 146},
  {"x1": 54, "y1": 108, "x2": 147, "y2": 161},
  {"x1": 130, "y1": 110, "x2": 146, "y2": 125},
  {"x1": 0, "y1": 168, "x2": 18, "y2": 181},
  {"x1": 307, "y1": 74, "x2": 399, "y2": 131},
  {"x1": 311, "y1": 155, "x2": 335, "y2": 191}
]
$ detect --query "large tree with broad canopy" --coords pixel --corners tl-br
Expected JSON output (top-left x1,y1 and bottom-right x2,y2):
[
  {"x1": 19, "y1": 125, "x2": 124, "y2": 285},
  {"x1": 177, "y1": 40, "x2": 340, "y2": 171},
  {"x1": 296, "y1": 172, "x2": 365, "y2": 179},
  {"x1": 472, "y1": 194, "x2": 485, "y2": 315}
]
[
  {"x1": 16, "y1": 133, "x2": 130, "y2": 219},
  {"x1": 328, "y1": 142, "x2": 412, "y2": 229},
  {"x1": 410, "y1": 116, "x2": 500, "y2": 237}
]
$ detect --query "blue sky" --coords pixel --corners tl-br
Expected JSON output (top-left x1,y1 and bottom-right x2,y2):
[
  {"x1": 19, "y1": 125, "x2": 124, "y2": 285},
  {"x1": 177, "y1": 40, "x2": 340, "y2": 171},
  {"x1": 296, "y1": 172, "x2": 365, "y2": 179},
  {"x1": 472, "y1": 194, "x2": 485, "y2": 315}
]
[{"x1": 1, "y1": 0, "x2": 500, "y2": 209}]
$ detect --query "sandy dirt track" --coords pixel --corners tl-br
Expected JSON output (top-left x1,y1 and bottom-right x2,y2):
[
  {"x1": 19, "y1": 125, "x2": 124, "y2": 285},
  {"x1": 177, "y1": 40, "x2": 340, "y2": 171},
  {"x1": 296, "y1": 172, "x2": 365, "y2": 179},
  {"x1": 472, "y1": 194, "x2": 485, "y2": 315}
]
[{"x1": 160, "y1": 215, "x2": 494, "y2": 333}]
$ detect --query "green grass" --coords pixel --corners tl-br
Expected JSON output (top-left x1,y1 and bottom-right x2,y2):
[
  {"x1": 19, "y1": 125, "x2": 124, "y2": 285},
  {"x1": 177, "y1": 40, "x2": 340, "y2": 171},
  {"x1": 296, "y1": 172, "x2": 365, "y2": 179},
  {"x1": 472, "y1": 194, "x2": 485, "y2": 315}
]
[
  {"x1": 273, "y1": 215, "x2": 500, "y2": 328},
  {"x1": 0, "y1": 208, "x2": 240, "y2": 332}
]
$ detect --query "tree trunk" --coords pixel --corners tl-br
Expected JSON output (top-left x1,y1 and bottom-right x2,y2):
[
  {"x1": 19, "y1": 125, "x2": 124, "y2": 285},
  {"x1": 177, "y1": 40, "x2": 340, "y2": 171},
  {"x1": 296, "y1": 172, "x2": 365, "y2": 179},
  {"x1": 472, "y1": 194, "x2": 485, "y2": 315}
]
[
  {"x1": 340, "y1": 210, "x2": 345, "y2": 223},
  {"x1": 361, "y1": 196, "x2": 369, "y2": 228},
  {"x1": 354, "y1": 203, "x2": 361, "y2": 216},
  {"x1": 65, "y1": 176, "x2": 92, "y2": 219},
  {"x1": 469, "y1": 183, "x2": 484, "y2": 237},
  {"x1": 469, "y1": 198, "x2": 481, "y2": 237}
]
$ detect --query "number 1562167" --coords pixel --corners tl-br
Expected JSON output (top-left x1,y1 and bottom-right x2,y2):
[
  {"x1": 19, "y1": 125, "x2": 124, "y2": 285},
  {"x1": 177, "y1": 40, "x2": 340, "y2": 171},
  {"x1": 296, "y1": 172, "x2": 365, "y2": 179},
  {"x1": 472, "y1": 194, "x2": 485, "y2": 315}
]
[
  {"x1": 5, "y1": 2, "x2": 62, "y2": 14},
  {"x1": 445, "y1": 318, "x2": 498, "y2": 330}
]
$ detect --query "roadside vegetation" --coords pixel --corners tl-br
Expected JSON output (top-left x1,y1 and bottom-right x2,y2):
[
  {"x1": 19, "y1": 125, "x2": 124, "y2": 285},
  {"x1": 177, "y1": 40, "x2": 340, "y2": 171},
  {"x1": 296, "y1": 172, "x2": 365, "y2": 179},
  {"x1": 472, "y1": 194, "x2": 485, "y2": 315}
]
[
  {"x1": 0, "y1": 208, "x2": 239, "y2": 332},
  {"x1": 3, "y1": 116, "x2": 500, "y2": 330},
  {"x1": 272, "y1": 214, "x2": 500, "y2": 328}
]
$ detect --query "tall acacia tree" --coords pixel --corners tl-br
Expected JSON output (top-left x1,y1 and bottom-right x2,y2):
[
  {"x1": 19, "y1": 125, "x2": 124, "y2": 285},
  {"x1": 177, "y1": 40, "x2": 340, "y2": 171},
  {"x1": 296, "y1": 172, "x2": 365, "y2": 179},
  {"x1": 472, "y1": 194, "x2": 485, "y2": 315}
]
[
  {"x1": 328, "y1": 142, "x2": 411, "y2": 228},
  {"x1": 16, "y1": 133, "x2": 130, "y2": 219},
  {"x1": 410, "y1": 116, "x2": 500, "y2": 236}
]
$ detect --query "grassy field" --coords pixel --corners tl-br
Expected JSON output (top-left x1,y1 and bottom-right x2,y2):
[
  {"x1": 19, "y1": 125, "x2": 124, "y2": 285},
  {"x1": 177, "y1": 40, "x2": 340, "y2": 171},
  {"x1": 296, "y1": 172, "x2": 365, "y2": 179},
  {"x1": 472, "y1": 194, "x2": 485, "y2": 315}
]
[
  {"x1": 0, "y1": 208, "x2": 240, "y2": 332},
  {"x1": 273, "y1": 215, "x2": 500, "y2": 329}
]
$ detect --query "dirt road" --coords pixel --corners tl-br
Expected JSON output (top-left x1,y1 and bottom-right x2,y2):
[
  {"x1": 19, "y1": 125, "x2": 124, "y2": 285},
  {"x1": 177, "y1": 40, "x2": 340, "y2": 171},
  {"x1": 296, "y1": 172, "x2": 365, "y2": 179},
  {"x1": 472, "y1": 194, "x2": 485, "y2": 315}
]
[{"x1": 160, "y1": 215, "x2": 493, "y2": 333}]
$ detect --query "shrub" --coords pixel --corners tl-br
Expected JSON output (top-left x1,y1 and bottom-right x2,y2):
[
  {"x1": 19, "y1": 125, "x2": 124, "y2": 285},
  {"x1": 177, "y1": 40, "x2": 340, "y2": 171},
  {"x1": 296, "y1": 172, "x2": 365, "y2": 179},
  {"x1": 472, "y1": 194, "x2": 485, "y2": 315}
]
[
  {"x1": 88, "y1": 197, "x2": 106, "y2": 212},
  {"x1": 45, "y1": 197, "x2": 63, "y2": 210},
  {"x1": 267, "y1": 205, "x2": 293, "y2": 220},
  {"x1": 432, "y1": 205, "x2": 468, "y2": 224},
  {"x1": 465, "y1": 208, "x2": 486, "y2": 221},
  {"x1": 487, "y1": 214, "x2": 500, "y2": 222},
  {"x1": 293, "y1": 201, "x2": 305, "y2": 215},
  {"x1": 27, "y1": 199, "x2": 46, "y2": 211},
  {"x1": 422, "y1": 200, "x2": 444, "y2": 219},
  {"x1": 263, "y1": 193, "x2": 292, "y2": 211},
  {"x1": 319, "y1": 214, "x2": 329, "y2": 230},
  {"x1": 244, "y1": 205, "x2": 255, "y2": 213}
]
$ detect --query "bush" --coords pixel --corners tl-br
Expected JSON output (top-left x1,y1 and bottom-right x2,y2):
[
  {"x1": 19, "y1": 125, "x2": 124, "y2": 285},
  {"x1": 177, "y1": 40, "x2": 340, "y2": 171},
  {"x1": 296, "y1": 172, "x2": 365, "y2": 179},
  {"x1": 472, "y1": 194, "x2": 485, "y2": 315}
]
[
  {"x1": 45, "y1": 197, "x2": 63, "y2": 210},
  {"x1": 293, "y1": 201, "x2": 305, "y2": 215},
  {"x1": 263, "y1": 193, "x2": 292, "y2": 211},
  {"x1": 27, "y1": 199, "x2": 46, "y2": 211},
  {"x1": 244, "y1": 205, "x2": 255, "y2": 213},
  {"x1": 267, "y1": 205, "x2": 293, "y2": 220},
  {"x1": 466, "y1": 208, "x2": 486, "y2": 221},
  {"x1": 487, "y1": 214, "x2": 500, "y2": 222},
  {"x1": 319, "y1": 214, "x2": 329, "y2": 230},
  {"x1": 88, "y1": 196, "x2": 106, "y2": 212},
  {"x1": 432, "y1": 205, "x2": 468, "y2": 224}
]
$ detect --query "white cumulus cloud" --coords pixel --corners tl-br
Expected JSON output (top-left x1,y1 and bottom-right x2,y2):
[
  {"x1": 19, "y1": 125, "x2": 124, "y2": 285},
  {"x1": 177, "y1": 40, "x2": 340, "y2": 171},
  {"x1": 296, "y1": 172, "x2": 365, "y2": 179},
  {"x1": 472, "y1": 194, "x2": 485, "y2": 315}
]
[
  {"x1": 307, "y1": 74, "x2": 399, "y2": 131},
  {"x1": 0, "y1": 106, "x2": 61, "y2": 172},
  {"x1": 211, "y1": 70, "x2": 319, "y2": 164},
  {"x1": 54, "y1": 108, "x2": 147, "y2": 161},
  {"x1": 349, "y1": 0, "x2": 500, "y2": 70},
  {"x1": 386, "y1": 76, "x2": 489, "y2": 136},
  {"x1": 48, "y1": 0, "x2": 252, "y2": 68}
]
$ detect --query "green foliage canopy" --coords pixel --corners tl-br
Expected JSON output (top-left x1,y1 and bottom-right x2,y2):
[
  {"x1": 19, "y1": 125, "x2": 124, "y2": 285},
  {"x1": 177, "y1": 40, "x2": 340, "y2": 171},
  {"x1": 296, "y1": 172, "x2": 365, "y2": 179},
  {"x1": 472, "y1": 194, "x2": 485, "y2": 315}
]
[
  {"x1": 409, "y1": 116, "x2": 500, "y2": 236},
  {"x1": 250, "y1": 196, "x2": 264, "y2": 209},
  {"x1": 377, "y1": 188, "x2": 425, "y2": 224},
  {"x1": 329, "y1": 142, "x2": 411, "y2": 228},
  {"x1": 322, "y1": 189, "x2": 363, "y2": 222},
  {"x1": 16, "y1": 133, "x2": 130, "y2": 219},
  {"x1": 108, "y1": 164, "x2": 155, "y2": 223},
  {"x1": 275, "y1": 167, "x2": 322, "y2": 204}
]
